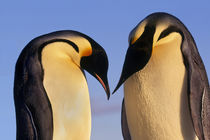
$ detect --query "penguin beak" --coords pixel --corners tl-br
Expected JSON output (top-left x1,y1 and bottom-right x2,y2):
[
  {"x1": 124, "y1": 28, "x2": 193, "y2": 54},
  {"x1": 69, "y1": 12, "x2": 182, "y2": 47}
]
[
  {"x1": 112, "y1": 62, "x2": 128, "y2": 94},
  {"x1": 112, "y1": 77, "x2": 124, "y2": 94}
]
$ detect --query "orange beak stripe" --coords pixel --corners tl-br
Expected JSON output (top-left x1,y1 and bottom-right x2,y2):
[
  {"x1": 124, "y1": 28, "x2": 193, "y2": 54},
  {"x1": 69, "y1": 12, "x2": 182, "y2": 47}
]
[{"x1": 95, "y1": 73, "x2": 107, "y2": 92}]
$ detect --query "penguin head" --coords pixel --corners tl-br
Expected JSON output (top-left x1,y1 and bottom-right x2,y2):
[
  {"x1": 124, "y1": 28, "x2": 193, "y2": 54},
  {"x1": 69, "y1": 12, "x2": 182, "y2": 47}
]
[
  {"x1": 41, "y1": 31, "x2": 110, "y2": 99},
  {"x1": 79, "y1": 35, "x2": 110, "y2": 99},
  {"x1": 113, "y1": 12, "x2": 184, "y2": 93}
]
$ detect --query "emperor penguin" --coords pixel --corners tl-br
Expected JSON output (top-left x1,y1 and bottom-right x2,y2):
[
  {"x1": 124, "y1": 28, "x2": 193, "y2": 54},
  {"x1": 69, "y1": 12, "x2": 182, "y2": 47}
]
[
  {"x1": 113, "y1": 13, "x2": 210, "y2": 140},
  {"x1": 14, "y1": 30, "x2": 110, "y2": 140}
]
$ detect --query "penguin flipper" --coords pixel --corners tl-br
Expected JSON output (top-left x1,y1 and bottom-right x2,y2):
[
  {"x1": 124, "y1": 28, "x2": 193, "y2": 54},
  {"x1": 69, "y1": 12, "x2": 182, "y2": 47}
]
[
  {"x1": 15, "y1": 102, "x2": 37, "y2": 140},
  {"x1": 181, "y1": 38, "x2": 210, "y2": 140},
  {"x1": 14, "y1": 51, "x2": 54, "y2": 140},
  {"x1": 121, "y1": 98, "x2": 131, "y2": 140}
]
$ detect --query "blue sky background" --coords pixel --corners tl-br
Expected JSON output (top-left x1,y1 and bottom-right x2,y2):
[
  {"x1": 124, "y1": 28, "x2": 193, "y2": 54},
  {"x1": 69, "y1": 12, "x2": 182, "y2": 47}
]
[{"x1": 0, "y1": 0, "x2": 209, "y2": 139}]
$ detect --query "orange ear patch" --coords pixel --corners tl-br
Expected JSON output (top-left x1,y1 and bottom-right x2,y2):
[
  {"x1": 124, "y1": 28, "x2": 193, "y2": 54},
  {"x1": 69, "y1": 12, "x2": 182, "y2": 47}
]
[{"x1": 81, "y1": 47, "x2": 92, "y2": 57}]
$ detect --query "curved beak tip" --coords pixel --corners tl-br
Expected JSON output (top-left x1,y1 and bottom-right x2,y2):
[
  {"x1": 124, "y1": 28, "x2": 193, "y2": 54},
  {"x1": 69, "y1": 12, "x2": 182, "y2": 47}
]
[
  {"x1": 107, "y1": 93, "x2": 110, "y2": 100},
  {"x1": 105, "y1": 86, "x2": 110, "y2": 100},
  {"x1": 112, "y1": 80, "x2": 123, "y2": 95}
]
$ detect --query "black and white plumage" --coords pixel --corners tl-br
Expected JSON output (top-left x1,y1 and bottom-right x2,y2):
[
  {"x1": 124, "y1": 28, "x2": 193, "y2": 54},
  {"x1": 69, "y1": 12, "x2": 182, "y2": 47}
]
[
  {"x1": 113, "y1": 13, "x2": 210, "y2": 140},
  {"x1": 14, "y1": 30, "x2": 110, "y2": 140}
]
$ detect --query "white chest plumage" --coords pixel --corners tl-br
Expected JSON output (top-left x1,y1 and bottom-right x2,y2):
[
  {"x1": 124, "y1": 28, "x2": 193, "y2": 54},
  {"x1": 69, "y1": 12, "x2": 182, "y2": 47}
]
[
  {"x1": 42, "y1": 42, "x2": 91, "y2": 140},
  {"x1": 124, "y1": 33, "x2": 198, "y2": 140}
]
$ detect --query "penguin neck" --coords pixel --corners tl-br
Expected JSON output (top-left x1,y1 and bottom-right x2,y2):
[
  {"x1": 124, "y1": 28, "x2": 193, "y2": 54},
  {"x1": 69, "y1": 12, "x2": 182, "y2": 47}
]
[
  {"x1": 41, "y1": 42, "x2": 91, "y2": 140},
  {"x1": 124, "y1": 33, "x2": 198, "y2": 140}
]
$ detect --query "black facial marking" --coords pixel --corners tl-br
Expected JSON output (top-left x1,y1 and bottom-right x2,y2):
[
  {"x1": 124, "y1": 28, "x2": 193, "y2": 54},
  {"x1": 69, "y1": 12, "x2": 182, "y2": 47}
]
[
  {"x1": 113, "y1": 25, "x2": 156, "y2": 93},
  {"x1": 41, "y1": 39, "x2": 79, "y2": 52},
  {"x1": 158, "y1": 26, "x2": 183, "y2": 41},
  {"x1": 125, "y1": 25, "x2": 155, "y2": 77}
]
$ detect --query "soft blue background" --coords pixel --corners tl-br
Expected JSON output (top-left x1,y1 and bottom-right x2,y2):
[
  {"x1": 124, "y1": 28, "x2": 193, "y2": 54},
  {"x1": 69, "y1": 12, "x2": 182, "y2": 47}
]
[{"x1": 0, "y1": 0, "x2": 209, "y2": 139}]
